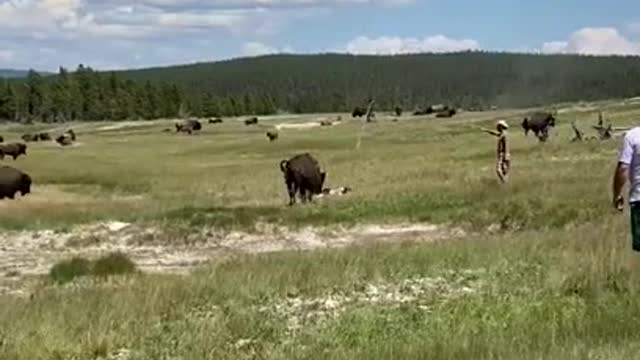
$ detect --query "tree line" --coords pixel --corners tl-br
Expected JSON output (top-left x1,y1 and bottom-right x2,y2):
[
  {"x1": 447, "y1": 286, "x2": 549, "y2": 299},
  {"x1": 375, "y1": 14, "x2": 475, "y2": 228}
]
[
  {"x1": 5, "y1": 51, "x2": 640, "y2": 122},
  {"x1": 2, "y1": 65, "x2": 277, "y2": 123}
]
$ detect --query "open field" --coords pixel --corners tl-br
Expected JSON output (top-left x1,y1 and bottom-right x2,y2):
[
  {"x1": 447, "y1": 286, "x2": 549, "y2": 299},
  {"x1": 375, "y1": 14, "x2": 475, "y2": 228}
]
[{"x1": 1, "y1": 100, "x2": 640, "y2": 359}]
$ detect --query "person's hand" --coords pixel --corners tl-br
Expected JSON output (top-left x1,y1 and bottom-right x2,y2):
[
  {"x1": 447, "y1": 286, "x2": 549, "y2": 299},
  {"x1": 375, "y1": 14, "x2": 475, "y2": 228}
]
[{"x1": 614, "y1": 195, "x2": 625, "y2": 212}]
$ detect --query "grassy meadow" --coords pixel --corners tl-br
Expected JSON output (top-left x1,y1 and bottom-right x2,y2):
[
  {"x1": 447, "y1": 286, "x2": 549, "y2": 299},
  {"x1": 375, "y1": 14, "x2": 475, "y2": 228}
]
[{"x1": 1, "y1": 100, "x2": 640, "y2": 359}]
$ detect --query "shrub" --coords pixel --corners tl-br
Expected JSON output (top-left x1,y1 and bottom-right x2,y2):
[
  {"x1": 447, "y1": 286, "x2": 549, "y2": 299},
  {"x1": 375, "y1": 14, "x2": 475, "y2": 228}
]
[
  {"x1": 48, "y1": 252, "x2": 138, "y2": 284},
  {"x1": 91, "y1": 251, "x2": 138, "y2": 278},
  {"x1": 49, "y1": 257, "x2": 92, "y2": 284}
]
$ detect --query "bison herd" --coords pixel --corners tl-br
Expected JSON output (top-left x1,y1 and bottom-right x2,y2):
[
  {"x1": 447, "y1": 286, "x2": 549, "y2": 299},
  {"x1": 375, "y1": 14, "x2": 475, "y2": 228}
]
[{"x1": 0, "y1": 106, "x2": 565, "y2": 204}]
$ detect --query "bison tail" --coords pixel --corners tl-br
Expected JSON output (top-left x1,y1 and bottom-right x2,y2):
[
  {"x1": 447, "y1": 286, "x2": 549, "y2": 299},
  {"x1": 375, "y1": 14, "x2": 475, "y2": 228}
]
[{"x1": 279, "y1": 160, "x2": 288, "y2": 173}]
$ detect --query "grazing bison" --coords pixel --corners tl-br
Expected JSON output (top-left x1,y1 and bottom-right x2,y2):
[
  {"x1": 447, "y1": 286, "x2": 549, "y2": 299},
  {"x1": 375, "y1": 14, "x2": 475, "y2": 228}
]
[
  {"x1": 394, "y1": 106, "x2": 403, "y2": 117},
  {"x1": 37, "y1": 132, "x2": 51, "y2": 141},
  {"x1": 64, "y1": 129, "x2": 76, "y2": 141},
  {"x1": 21, "y1": 134, "x2": 38, "y2": 142},
  {"x1": 56, "y1": 135, "x2": 73, "y2": 146},
  {"x1": 320, "y1": 120, "x2": 333, "y2": 126},
  {"x1": 279, "y1": 153, "x2": 327, "y2": 206},
  {"x1": 0, "y1": 143, "x2": 27, "y2": 160},
  {"x1": 175, "y1": 119, "x2": 202, "y2": 134},
  {"x1": 522, "y1": 112, "x2": 556, "y2": 142},
  {"x1": 435, "y1": 108, "x2": 457, "y2": 118},
  {"x1": 352, "y1": 107, "x2": 366, "y2": 118},
  {"x1": 244, "y1": 117, "x2": 259, "y2": 126},
  {"x1": 0, "y1": 166, "x2": 31, "y2": 199},
  {"x1": 208, "y1": 118, "x2": 223, "y2": 124},
  {"x1": 266, "y1": 131, "x2": 279, "y2": 141}
]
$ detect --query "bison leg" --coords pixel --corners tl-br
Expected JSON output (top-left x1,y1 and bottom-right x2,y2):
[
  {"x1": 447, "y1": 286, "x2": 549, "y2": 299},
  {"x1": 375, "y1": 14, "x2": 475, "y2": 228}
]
[
  {"x1": 299, "y1": 187, "x2": 309, "y2": 204},
  {"x1": 287, "y1": 180, "x2": 297, "y2": 206}
]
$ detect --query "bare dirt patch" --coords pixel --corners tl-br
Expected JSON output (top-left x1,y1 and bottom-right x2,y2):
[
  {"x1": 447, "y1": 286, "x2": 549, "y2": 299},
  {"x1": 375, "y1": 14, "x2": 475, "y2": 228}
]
[{"x1": 0, "y1": 221, "x2": 464, "y2": 295}]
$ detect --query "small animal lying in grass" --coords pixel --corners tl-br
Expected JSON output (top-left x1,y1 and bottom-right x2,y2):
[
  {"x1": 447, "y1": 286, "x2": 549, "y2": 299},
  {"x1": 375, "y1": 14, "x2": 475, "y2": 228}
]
[
  {"x1": 316, "y1": 186, "x2": 353, "y2": 199},
  {"x1": 0, "y1": 165, "x2": 31, "y2": 199},
  {"x1": 280, "y1": 152, "x2": 326, "y2": 206},
  {"x1": 0, "y1": 143, "x2": 27, "y2": 160}
]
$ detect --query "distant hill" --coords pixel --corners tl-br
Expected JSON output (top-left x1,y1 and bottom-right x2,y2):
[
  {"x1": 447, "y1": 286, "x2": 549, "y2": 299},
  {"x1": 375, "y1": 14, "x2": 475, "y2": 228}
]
[
  {"x1": 114, "y1": 51, "x2": 640, "y2": 113},
  {"x1": 5, "y1": 51, "x2": 640, "y2": 122},
  {"x1": 0, "y1": 69, "x2": 52, "y2": 79}
]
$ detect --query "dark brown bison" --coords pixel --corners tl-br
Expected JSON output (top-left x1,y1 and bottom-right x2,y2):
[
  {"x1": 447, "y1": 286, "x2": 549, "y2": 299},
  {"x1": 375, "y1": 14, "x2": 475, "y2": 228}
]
[
  {"x1": 21, "y1": 134, "x2": 38, "y2": 142},
  {"x1": 175, "y1": 119, "x2": 202, "y2": 134},
  {"x1": 320, "y1": 120, "x2": 333, "y2": 126},
  {"x1": 435, "y1": 108, "x2": 457, "y2": 118},
  {"x1": 64, "y1": 129, "x2": 76, "y2": 141},
  {"x1": 394, "y1": 106, "x2": 403, "y2": 117},
  {"x1": 0, "y1": 135, "x2": 4, "y2": 143},
  {"x1": 244, "y1": 117, "x2": 259, "y2": 126},
  {"x1": 280, "y1": 153, "x2": 327, "y2": 206},
  {"x1": 522, "y1": 112, "x2": 556, "y2": 142},
  {"x1": 56, "y1": 135, "x2": 73, "y2": 146},
  {"x1": 0, "y1": 166, "x2": 31, "y2": 199},
  {"x1": 352, "y1": 107, "x2": 366, "y2": 118},
  {"x1": 0, "y1": 143, "x2": 27, "y2": 160},
  {"x1": 266, "y1": 131, "x2": 279, "y2": 141},
  {"x1": 208, "y1": 118, "x2": 223, "y2": 124},
  {"x1": 38, "y1": 132, "x2": 51, "y2": 141}
]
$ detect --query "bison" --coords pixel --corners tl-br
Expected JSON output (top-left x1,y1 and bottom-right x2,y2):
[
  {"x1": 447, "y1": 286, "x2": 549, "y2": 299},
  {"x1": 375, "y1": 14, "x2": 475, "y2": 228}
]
[
  {"x1": 522, "y1": 112, "x2": 556, "y2": 142},
  {"x1": 64, "y1": 129, "x2": 76, "y2": 141},
  {"x1": 279, "y1": 153, "x2": 327, "y2": 206},
  {"x1": 352, "y1": 107, "x2": 366, "y2": 118},
  {"x1": 0, "y1": 143, "x2": 27, "y2": 160},
  {"x1": 435, "y1": 108, "x2": 457, "y2": 118},
  {"x1": 394, "y1": 106, "x2": 403, "y2": 117},
  {"x1": 0, "y1": 166, "x2": 31, "y2": 199},
  {"x1": 244, "y1": 117, "x2": 259, "y2": 126},
  {"x1": 0, "y1": 135, "x2": 4, "y2": 143},
  {"x1": 175, "y1": 119, "x2": 202, "y2": 134},
  {"x1": 56, "y1": 135, "x2": 73, "y2": 146},
  {"x1": 208, "y1": 118, "x2": 223, "y2": 124},
  {"x1": 266, "y1": 131, "x2": 279, "y2": 141},
  {"x1": 320, "y1": 120, "x2": 333, "y2": 126},
  {"x1": 21, "y1": 134, "x2": 38, "y2": 142},
  {"x1": 38, "y1": 132, "x2": 51, "y2": 141}
]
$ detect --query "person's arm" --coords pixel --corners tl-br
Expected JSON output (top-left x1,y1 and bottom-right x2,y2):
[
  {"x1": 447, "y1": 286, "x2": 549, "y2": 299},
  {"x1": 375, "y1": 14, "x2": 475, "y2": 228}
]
[
  {"x1": 481, "y1": 128, "x2": 500, "y2": 137},
  {"x1": 613, "y1": 133, "x2": 633, "y2": 211}
]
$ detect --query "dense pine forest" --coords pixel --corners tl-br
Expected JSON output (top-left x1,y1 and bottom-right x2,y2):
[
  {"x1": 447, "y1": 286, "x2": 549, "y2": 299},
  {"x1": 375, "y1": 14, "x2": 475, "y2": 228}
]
[{"x1": 4, "y1": 51, "x2": 640, "y2": 122}]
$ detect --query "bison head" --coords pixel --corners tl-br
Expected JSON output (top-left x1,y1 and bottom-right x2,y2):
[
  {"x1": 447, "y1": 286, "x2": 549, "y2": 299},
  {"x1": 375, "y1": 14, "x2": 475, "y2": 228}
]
[
  {"x1": 20, "y1": 174, "x2": 31, "y2": 196},
  {"x1": 317, "y1": 172, "x2": 327, "y2": 193},
  {"x1": 548, "y1": 116, "x2": 556, "y2": 127}
]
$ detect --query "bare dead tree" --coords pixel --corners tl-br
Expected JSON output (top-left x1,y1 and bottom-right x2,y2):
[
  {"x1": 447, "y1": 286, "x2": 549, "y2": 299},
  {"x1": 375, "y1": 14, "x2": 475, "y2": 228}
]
[{"x1": 571, "y1": 121, "x2": 584, "y2": 142}]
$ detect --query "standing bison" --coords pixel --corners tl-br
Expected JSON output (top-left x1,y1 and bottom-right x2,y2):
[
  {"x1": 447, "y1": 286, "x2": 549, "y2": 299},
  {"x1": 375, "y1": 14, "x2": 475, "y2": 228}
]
[
  {"x1": 245, "y1": 117, "x2": 259, "y2": 126},
  {"x1": 352, "y1": 107, "x2": 366, "y2": 118},
  {"x1": 266, "y1": 131, "x2": 279, "y2": 141},
  {"x1": 175, "y1": 119, "x2": 202, "y2": 134},
  {"x1": 0, "y1": 166, "x2": 31, "y2": 199},
  {"x1": 522, "y1": 112, "x2": 556, "y2": 142},
  {"x1": 0, "y1": 143, "x2": 27, "y2": 160},
  {"x1": 279, "y1": 153, "x2": 327, "y2": 206}
]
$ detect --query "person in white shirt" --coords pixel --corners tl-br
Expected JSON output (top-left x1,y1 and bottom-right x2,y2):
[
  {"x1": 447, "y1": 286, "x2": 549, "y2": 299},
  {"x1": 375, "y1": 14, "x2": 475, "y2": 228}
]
[{"x1": 613, "y1": 127, "x2": 640, "y2": 252}]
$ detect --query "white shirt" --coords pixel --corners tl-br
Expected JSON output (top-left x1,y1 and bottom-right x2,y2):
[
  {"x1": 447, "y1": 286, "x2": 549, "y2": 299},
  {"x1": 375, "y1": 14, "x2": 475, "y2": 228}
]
[{"x1": 619, "y1": 127, "x2": 640, "y2": 203}]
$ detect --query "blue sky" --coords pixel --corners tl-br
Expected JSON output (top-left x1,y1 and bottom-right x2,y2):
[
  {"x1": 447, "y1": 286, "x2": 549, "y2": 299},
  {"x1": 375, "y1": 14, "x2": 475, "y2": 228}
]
[{"x1": 0, "y1": 0, "x2": 639, "y2": 71}]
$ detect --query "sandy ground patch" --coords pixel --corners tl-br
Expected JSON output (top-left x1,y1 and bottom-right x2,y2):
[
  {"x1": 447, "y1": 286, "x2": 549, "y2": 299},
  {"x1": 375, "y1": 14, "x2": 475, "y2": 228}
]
[{"x1": 0, "y1": 221, "x2": 465, "y2": 296}]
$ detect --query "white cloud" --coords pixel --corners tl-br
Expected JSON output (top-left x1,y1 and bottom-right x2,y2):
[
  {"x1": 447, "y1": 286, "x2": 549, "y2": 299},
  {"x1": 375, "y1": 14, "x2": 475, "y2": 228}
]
[
  {"x1": 242, "y1": 41, "x2": 292, "y2": 56},
  {"x1": 541, "y1": 27, "x2": 640, "y2": 55},
  {"x1": 343, "y1": 35, "x2": 480, "y2": 55}
]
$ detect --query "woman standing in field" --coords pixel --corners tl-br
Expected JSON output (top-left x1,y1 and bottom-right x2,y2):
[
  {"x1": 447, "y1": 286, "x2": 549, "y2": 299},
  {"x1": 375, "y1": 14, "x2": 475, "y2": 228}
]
[{"x1": 481, "y1": 120, "x2": 511, "y2": 184}]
